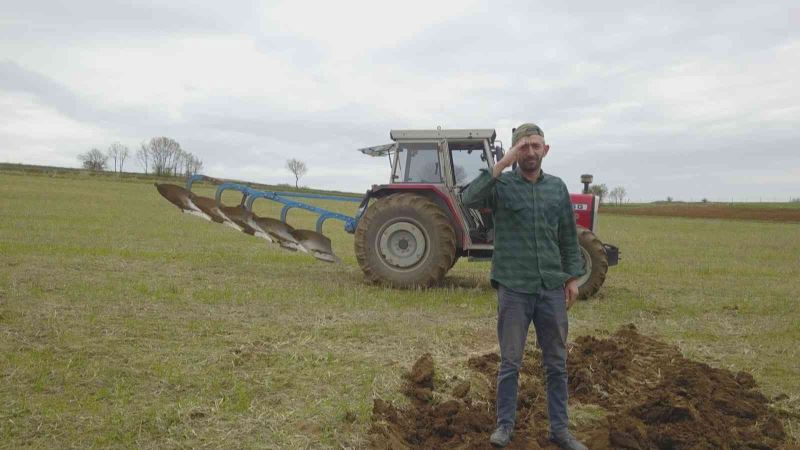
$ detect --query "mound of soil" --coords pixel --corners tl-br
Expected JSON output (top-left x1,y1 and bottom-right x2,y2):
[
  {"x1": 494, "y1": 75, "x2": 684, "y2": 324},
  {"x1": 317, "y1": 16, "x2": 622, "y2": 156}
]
[{"x1": 369, "y1": 325, "x2": 789, "y2": 449}]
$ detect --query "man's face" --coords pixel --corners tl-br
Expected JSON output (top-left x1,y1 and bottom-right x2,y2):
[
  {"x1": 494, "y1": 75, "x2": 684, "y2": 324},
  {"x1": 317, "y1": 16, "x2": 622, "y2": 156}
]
[{"x1": 516, "y1": 135, "x2": 549, "y2": 173}]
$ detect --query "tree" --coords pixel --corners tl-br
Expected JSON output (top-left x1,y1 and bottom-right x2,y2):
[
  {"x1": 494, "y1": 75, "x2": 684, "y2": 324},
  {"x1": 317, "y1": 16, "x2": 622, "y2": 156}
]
[
  {"x1": 79, "y1": 148, "x2": 108, "y2": 171},
  {"x1": 146, "y1": 137, "x2": 182, "y2": 176},
  {"x1": 107, "y1": 146, "x2": 118, "y2": 172},
  {"x1": 171, "y1": 148, "x2": 183, "y2": 176},
  {"x1": 119, "y1": 146, "x2": 129, "y2": 172},
  {"x1": 108, "y1": 142, "x2": 129, "y2": 173},
  {"x1": 608, "y1": 187, "x2": 618, "y2": 205},
  {"x1": 190, "y1": 155, "x2": 203, "y2": 176},
  {"x1": 286, "y1": 158, "x2": 307, "y2": 188},
  {"x1": 138, "y1": 137, "x2": 203, "y2": 177},
  {"x1": 183, "y1": 153, "x2": 203, "y2": 176},
  {"x1": 590, "y1": 183, "x2": 608, "y2": 203},
  {"x1": 609, "y1": 186, "x2": 627, "y2": 205},
  {"x1": 136, "y1": 143, "x2": 149, "y2": 174}
]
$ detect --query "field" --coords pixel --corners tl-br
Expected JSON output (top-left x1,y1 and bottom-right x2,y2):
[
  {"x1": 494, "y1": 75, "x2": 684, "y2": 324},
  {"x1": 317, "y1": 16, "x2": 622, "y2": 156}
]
[{"x1": 1, "y1": 171, "x2": 799, "y2": 448}]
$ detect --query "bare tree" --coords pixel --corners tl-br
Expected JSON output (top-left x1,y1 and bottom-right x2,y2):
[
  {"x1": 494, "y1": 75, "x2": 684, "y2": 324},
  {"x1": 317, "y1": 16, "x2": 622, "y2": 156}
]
[
  {"x1": 183, "y1": 153, "x2": 203, "y2": 176},
  {"x1": 107, "y1": 146, "x2": 118, "y2": 172},
  {"x1": 617, "y1": 186, "x2": 627, "y2": 205},
  {"x1": 107, "y1": 142, "x2": 129, "y2": 173},
  {"x1": 79, "y1": 148, "x2": 108, "y2": 171},
  {"x1": 118, "y1": 146, "x2": 129, "y2": 172},
  {"x1": 609, "y1": 186, "x2": 627, "y2": 205},
  {"x1": 147, "y1": 137, "x2": 182, "y2": 176},
  {"x1": 590, "y1": 183, "x2": 609, "y2": 203},
  {"x1": 172, "y1": 148, "x2": 185, "y2": 177},
  {"x1": 286, "y1": 158, "x2": 308, "y2": 188},
  {"x1": 182, "y1": 153, "x2": 191, "y2": 177},
  {"x1": 141, "y1": 137, "x2": 204, "y2": 177},
  {"x1": 136, "y1": 142, "x2": 149, "y2": 174},
  {"x1": 192, "y1": 158, "x2": 203, "y2": 175}
]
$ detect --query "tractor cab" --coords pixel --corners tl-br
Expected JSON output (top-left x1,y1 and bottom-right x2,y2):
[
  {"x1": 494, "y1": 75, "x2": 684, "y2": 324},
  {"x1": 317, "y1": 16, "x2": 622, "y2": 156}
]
[
  {"x1": 359, "y1": 129, "x2": 501, "y2": 251},
  {"x1": 387, "y1": 129, "x2": 498, "y2": 185}
]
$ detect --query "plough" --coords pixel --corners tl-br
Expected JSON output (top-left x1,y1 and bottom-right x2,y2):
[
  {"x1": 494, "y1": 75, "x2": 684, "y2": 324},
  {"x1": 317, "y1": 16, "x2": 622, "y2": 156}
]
[{"x1": 155, "y1": 174, "x2": 365, "y2": 263}]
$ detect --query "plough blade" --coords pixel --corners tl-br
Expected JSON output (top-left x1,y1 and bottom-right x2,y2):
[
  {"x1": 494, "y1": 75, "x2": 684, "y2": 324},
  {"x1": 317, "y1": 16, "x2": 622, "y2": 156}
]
[
  {"x1": 251, "y1": 217, "x2": 306, "y2": 252},
  {"x1": 154, "y1": 183, "x2": 211, "y2": 221},
  {"x1": 291, "y1": 229, "x2": 340, "y2": 263},
  {"x1": 218, "y1": 205, "x2": 259, "y2": 236},
  {"x1": 190, "y1": 195, "x2": 230, "y2": 224}
]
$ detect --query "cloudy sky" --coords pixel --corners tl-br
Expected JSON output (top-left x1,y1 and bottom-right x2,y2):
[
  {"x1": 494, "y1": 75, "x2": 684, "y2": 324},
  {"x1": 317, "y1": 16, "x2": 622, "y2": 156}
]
[{"x1": 1, "y1": 0, "x2": 797, "y2": 201}]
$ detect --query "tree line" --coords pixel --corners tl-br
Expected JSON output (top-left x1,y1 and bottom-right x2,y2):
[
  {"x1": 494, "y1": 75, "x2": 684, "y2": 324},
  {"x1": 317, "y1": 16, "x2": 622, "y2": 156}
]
[
  {"x1": 78, "y1": 137, "x2": 203, "y2": 177},
  {"x1": 589, "y1": 183, "x2": 628, "y2": 205}
]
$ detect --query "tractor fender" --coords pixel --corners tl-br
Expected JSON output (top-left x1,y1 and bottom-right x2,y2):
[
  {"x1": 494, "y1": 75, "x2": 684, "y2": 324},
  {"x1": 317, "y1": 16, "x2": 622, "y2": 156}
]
[{"x1": 358, "y1": 184, "x2": 467, "y2": 250}]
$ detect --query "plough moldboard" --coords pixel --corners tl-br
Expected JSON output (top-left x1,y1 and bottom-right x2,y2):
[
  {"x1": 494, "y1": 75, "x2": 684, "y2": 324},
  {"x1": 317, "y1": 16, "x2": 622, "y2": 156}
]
[{"x1": 154, "y1": 175, "x2": 365, "y2": 263}]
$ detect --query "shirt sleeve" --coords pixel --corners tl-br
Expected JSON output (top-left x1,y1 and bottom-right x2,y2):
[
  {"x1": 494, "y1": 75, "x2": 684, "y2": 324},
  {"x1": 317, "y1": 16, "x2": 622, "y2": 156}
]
[
  {"x1": 558, "y1": 182, "x2": 586, "y2": 279},
  {"x1": 461, "y1": 169, "x2": 498, "y2": 210}
]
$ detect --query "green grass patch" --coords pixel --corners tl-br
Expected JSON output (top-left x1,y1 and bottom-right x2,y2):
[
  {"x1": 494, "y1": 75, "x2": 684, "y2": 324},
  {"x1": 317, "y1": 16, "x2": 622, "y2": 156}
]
[{"x1": 1, "y1": 171, "x2": 798, "y2": 447}]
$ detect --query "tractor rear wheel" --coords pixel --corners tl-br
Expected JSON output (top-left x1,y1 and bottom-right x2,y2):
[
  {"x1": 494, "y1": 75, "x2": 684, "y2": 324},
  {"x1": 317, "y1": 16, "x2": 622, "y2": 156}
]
[
  {"x1": 576, "y1": 226, "x2": 609, "y2": 299},
  {"x1": 354, "y1": 193, "x2": 456, "y2": 288}
]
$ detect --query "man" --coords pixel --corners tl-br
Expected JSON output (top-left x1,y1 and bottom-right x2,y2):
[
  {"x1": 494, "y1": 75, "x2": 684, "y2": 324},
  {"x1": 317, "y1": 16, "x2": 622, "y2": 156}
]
[{"x1": 461, "y1": 123, "x2": 587, "y2": 450}]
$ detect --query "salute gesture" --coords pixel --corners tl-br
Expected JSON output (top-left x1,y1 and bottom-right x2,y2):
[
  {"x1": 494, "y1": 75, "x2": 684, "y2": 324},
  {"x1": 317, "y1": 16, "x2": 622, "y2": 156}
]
[
  {"x1": 492, "y1": 138, "x2": 522, "y2": 177},
  {"x1": 493, "y1": 134, "x2": 549, "y2": 179}
]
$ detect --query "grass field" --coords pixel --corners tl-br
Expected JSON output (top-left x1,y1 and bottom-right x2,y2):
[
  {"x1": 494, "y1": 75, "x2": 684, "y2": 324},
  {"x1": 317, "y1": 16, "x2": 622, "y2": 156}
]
[{"x1": 1, "y1": 171, "x2": 798, "y2": 448}]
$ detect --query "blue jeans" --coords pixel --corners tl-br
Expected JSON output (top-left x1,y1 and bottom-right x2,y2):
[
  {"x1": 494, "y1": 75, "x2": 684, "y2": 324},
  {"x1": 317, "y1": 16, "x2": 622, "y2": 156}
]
[{"x1": 496, "y1": 284, "x2": 569, "y2": 436}]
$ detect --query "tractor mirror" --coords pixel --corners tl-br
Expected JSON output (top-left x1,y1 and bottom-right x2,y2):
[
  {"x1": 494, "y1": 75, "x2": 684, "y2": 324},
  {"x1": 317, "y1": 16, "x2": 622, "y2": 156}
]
[{"x1": 494, "y1": 145, "x2": 504, "y2": 162}]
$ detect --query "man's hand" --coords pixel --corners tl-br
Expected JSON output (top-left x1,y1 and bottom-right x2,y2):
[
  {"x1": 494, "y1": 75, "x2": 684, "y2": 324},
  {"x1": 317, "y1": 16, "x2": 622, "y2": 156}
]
[
  {"x1": 493, "y1": 138, "x2": 526, "y2": 177},
  {"x1": 565, "y1": 279, "x2": 579, "y2": 310}
]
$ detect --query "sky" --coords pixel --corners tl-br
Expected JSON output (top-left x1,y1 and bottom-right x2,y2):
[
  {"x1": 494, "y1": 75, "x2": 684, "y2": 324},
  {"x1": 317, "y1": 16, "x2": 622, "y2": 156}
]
[{"x1": 1, "y1": 0, "x2": 798, "y2": 201}]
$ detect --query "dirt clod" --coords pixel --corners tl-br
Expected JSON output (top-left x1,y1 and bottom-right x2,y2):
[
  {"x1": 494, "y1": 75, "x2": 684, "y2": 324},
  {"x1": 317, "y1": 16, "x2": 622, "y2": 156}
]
[
  {"x1": 409, "y1": 353, "x2": 434, "y2": 385},
  {"x1": 452, "y1": 381, "x2": 470, "y2": 399},
  {"x1": 370, "y1": 325, "x2": 790, "y2": 449}
]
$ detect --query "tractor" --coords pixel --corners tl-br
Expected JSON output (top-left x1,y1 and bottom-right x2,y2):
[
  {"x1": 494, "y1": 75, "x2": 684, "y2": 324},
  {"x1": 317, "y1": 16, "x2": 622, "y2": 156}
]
[{"x1": 154, "y1": 128, "x2": 619, "y2": 299}]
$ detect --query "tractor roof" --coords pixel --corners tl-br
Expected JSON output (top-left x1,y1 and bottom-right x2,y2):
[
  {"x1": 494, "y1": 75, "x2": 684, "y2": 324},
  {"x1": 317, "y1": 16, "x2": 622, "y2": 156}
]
[{"x1": 389, "y1": 129, "x2": 496, "y2": 141}]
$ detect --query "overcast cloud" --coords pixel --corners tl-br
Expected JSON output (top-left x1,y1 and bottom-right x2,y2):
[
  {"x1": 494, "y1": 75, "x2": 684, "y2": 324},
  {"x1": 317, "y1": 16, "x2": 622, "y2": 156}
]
[{"x1": 1, "y1": 0, "x2": 797, "y2": 201}]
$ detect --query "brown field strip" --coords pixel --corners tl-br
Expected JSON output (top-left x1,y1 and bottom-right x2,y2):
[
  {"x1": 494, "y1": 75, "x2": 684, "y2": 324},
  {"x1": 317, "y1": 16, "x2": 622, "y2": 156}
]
[{"x1": 604, "y1": 204, "x2": 800, "y2": 223}]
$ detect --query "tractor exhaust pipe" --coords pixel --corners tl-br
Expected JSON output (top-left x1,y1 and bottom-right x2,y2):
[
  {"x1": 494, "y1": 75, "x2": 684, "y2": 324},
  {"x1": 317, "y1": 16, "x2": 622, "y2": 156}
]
[{"x1": 581, "y1": 174, "x2": 593, "y2": 194}]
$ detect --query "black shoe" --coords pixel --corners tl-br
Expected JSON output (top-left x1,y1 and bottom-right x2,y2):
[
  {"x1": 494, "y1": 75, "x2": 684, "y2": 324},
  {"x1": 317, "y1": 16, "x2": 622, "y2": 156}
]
[
  {"x1": 489, "y1": 424, "x2": 514, "y2": 447},
  {"x1": 549, "y1": 432, "x2": 588, "y2": 450}
]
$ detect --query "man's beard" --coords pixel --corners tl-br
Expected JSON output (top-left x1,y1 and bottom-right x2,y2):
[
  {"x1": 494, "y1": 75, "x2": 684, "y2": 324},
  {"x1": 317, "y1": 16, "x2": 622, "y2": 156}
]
[{"x1": 519, "y1": 158, "x2": 541, "y2": 173}]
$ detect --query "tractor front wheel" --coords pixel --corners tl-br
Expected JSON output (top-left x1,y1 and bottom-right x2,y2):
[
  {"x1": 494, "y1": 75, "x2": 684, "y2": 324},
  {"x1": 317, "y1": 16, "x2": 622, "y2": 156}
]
[
  {"x1": 576, "y1": 226, "x2": 609, "y2": 299},
  {"x1": 354, "y1": 193, "x2": 456, "y2": 288}
]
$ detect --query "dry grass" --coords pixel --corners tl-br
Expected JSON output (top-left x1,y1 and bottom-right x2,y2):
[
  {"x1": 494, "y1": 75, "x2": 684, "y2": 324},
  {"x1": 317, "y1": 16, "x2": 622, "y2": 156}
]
[{"x1": 1, "y1": 171, "x2": 798, "y2": 448}]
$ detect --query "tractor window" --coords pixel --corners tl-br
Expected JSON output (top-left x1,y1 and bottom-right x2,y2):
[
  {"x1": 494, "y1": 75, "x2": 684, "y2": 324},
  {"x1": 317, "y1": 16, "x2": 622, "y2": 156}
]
[
  {"x1": 394, "y1": 143, "x2": 442, "y2": 183},
  {"x1": 449, "y1": 141, "x2": 489, "y2": 186}
]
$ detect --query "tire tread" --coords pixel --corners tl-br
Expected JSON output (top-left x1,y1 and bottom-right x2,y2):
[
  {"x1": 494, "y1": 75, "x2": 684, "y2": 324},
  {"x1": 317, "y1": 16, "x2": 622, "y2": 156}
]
[{"x1": 354, "y1": 193, "x2": 456, "y2": 288}]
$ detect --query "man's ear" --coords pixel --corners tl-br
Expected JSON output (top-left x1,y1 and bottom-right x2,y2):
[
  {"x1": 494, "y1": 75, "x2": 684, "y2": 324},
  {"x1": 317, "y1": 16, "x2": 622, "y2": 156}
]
[{"x1": 543, "y1": 144, "x2": 550, "y2": 157}]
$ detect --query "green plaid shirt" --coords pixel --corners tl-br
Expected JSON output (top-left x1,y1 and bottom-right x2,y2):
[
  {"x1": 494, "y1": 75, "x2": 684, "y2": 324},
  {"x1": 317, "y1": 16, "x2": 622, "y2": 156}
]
[{"x1": 461, "y1": 168, "x2": 585, "y2": 293}]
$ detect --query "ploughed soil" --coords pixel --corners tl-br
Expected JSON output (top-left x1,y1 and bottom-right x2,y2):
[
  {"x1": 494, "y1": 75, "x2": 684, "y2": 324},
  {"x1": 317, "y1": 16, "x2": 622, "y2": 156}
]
[
  {"x1": 369, "y1": 325, "x2": 792, "y2": 449},
  {"x1": 603, "y1": 204, "x2": 800, "y2": 223}
]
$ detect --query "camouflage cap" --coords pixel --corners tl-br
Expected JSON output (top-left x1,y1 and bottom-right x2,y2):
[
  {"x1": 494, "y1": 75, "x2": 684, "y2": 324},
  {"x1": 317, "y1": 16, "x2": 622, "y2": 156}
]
[{"x1": 511, "y1": 123, "x2": 545, "y2": 146}]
